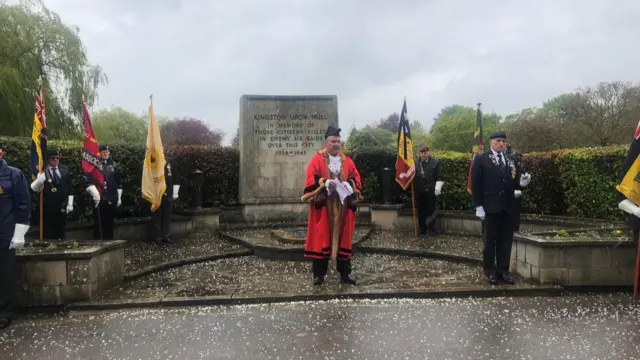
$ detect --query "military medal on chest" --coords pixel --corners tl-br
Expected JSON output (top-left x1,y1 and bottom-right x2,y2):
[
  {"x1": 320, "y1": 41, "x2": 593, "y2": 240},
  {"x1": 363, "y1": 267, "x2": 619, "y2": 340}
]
[{"x1": 46, "y1": 169, "x2": 57, "y2": 192}]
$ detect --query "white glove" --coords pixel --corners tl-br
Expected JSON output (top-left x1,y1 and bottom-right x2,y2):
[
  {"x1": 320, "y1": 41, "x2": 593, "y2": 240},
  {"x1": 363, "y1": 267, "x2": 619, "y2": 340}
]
[
  {"x1": 86, "y1": 185, "x2": 100, "y2": 207},
  {"x1": 9, "y1": 224, "x2": 29, "y2": 250},
  {"x1": 117, "y1": 189, "x2": 123, "y2": 207},
  {"x1": 66, "y1": 195, "x2": 74, "y2": 213},
  {"x1": 520, "y1": 173, "x2": 531, "y2": 187},
  {"x1": 435, "y1": 181, "x2": 444, "y2": 196},
  {"x1": 324, "y1": 179, "x2": 336, "y2": 194},
  {"x1": 30, "y1": 172, "x2": 46, "y2": 192},
  {"x1": 340, "y1": 181, "x2": 354, "y2": 194},
  {"x1": 475, "y1": 206, "x2": 485, "y2": 220},
  {"x1": 618, "y1": 199, "x2": 640, "y2": 218},
  {"x1": 514, "y1": 190, "x2": 522, "y2": 198},
  {"x1": 172, "y1": 185, "x2": 180, "y2": 200}
]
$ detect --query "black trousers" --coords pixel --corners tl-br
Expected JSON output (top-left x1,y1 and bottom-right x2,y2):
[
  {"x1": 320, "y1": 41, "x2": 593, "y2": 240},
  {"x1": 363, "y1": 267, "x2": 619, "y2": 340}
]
[
  {"x1": 0, "y1": 249, "x2": 16, "y2": 321},
  {"x1": 483, "y1": 210, "x2": 514, "y2": 275},
  {"x1": 43, "y1": 208, "x2": 66, "y2": 240},
  {"x1": 417, "y1": 192, "x2": 437, "y2": 235},
  {"x1": 151, "y1": 196, "x2": 172, "y2": 240},
  {"x1": 94, "y1": 200, "x2": 116, "y2": 240},
  {"x1": 312, "y1": 259, "x2": 352, "y2": 278}
]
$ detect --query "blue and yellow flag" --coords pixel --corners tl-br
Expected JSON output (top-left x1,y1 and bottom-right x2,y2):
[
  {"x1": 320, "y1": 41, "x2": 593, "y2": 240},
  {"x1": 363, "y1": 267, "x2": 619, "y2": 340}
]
[
  {"x1": 142, "y1": 98, "x2": 167, "y2": 212},
  {"x1": 30, "y1": 81, "x2": 47, "y2": 178},
  {"x1": 395, "y1": 99, "x2": 415, "y2": 190}
]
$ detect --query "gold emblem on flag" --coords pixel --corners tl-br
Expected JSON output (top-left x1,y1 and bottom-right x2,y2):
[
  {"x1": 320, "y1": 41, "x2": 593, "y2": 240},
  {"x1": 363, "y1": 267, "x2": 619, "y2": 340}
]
[{"x1": 145, "y1": 148, "x2": 161, "y2": 170}]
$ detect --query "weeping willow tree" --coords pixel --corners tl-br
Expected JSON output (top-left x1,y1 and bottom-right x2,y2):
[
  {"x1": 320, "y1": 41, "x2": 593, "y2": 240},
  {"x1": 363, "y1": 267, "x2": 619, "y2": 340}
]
[{"x1": 0, "y1": 0, "x2": 107, "y2": 139}]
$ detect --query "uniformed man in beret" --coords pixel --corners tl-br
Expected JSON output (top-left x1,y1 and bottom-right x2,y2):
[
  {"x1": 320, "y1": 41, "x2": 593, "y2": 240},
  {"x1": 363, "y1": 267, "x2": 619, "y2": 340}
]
[
  {"x1": 0, "y1": 140, "x2": 30, "y2": 329},
  {"x1": 30, "y1": 148, "x2": 74, "y2": 239},
  {"x1": 85, "y1": 144, "x2": 122, "y2": 240},
  {"x1": 413, "y1": 144, "x2": 444, "y2": 237},
  {"x1": 471, "y1": 131, "x2": 531, "y2": 284},
  {"x1": 151, "y1": 156, "x2": 180, "y2": 245}
]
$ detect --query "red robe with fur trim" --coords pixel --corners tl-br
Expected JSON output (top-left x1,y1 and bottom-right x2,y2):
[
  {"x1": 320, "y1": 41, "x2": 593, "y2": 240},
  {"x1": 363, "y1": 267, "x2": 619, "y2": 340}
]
[{"x1": 302, "y1": 150, "x2": 363, "y2": 261}]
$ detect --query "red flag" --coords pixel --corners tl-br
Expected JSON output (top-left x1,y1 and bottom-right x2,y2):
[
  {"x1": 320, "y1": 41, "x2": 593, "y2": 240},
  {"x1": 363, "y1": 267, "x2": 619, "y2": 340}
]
[{"x1": 81, "y1": 102, "x2": 105, "y2": 194}]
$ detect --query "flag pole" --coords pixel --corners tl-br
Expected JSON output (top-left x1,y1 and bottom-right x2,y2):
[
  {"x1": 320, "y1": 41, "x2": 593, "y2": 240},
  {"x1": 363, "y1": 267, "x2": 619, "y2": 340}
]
[
  {"x1": 411, "y1": 181, "x2": 417, "y2": 236},
  {"x1": 38, "y1": 75, "x2": 44, "y2": 242},
  {"x1": 634, "y1": 231, "x2": 640, "y2": 300}
]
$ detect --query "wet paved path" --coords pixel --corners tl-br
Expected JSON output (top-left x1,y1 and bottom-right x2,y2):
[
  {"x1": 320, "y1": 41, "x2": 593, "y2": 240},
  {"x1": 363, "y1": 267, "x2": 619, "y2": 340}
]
[
  {"x1": 2, "y1": 294, "x2": 639, "y2": 359},
  {"x1": 123, "y1": 231, "x2": 246, "y2": 274},
  {"x1": 93, "y1": 254, "x2": 545, "y2": 304}
]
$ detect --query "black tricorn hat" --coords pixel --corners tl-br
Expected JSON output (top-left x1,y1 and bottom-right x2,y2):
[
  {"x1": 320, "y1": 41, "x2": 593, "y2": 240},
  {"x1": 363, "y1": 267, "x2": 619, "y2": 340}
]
[
  {"x1": 99, "y1": 144, "x2": 109, "y2": 151},
  {"x1": 46, "y1": 148, "x2": 60, "y2": 158},
  {"x1": 488, "y1": 131, "x2": 507, "y2": 140},
  {"x1": 325, "y1": 126, "x2": 341, "y2": 139}
]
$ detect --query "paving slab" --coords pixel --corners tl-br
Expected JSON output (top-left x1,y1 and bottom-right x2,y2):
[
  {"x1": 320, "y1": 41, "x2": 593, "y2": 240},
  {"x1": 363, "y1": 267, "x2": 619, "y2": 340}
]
[
  {"x1": 358, "y1": 230, "x2": 483, "y2": 260},
  {"x1": 123, "y1": 231, "x2": 247, "y2": 274},
  {"x1": 89, "y1": 254, "x2": 549, "y2": 307}
]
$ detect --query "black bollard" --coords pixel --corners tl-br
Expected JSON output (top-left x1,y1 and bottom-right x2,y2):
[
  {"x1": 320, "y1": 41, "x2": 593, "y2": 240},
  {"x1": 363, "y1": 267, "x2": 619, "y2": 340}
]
[
  {"x1": 381, "y1": 167, "x2": 394, "y2": 204},
  {"x1": 191, "y1": 169, "x2": 204, "y2": 209}
]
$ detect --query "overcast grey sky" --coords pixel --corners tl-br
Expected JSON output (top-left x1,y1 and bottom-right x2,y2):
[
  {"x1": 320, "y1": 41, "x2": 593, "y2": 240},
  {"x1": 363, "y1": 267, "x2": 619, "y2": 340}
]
[{"x1": 42, "y1": 0, "x2": 640, "y2": 144}]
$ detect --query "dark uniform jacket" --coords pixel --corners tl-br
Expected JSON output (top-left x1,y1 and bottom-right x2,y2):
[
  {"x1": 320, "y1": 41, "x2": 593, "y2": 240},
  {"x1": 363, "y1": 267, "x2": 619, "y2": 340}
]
[
  {"x1": 414, "y1": 156, "x2": 443, "y2": 195},
  {"x1": 0, "y1": 159, "x2": 30, "y2": 248},
  {"x1": 471, "y1": 151, "x2": 523, "y2": 215},
  {"x1": 84, "y1": 158, "x2": 121, "y2": 203},
  {"x1": 42, "y1": 164, "x2": 72, "y2": 212},
  {"x1": 163, "y1": 160, "x2": 177, "y2": 198}
]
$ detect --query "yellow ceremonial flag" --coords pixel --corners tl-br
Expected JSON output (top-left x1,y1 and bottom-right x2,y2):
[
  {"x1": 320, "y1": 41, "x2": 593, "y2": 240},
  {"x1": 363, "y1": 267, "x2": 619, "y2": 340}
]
[
  {"x1": 141, "y1": 100, "x2": 166, "y2": 212},
  {"x1": 616, "y1": 122, "x2": 640, "y2": 206}
]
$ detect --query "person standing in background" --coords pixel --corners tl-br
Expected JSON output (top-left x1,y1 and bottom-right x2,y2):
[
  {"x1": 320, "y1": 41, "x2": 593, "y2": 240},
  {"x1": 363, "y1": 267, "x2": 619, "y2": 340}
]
[{"x1": 413, "y1": 144, "x2": 444, "y2": 238}]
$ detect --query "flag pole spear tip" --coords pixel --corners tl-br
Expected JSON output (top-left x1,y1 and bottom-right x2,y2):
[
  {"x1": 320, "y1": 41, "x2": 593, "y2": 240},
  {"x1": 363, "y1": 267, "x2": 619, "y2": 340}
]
[
  {"x1": 477, "y1": 102, "x2": 482, "y2": 108},
  {"x1": 82, "y1": 94, "x2": 85, "y2": 103}
]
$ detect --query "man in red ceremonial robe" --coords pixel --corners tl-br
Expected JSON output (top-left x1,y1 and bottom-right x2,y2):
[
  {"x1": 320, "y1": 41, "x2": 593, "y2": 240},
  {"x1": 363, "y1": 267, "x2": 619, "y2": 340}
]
[{"x1": 301, "y1": 126, "x2": 363, "y2": 286}]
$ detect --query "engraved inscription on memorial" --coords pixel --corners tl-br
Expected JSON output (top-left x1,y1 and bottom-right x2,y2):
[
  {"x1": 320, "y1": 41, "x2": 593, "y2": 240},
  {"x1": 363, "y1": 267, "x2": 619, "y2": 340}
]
[{"x1": 253, "y1": 112, "x2": 329, "y2": 157}]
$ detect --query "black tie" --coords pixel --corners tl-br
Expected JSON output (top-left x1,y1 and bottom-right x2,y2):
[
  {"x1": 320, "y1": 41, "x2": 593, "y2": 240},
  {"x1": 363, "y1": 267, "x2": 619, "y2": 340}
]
[
  {"x1": 52, "y1": 167, "x2": 60, "y2": 183},
  {"x1": 497, "y1": 153, "x2": 506, "y2": 170}
]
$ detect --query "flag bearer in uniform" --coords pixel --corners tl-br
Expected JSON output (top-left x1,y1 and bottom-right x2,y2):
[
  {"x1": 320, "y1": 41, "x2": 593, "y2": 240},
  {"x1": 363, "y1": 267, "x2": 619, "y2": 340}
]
[
  {"x1": 413, "y1": 144, "x2": 444, "y2": 237},
  {"x1": 30, "y1": 149, "x2": 74, "y2": 239},
  {"x1": 616, "y1": 121, "x2": 640, "y2": 242},
  {"x1": 301, "y1": 126, "x2": 363, "y2": 286},
  {"x1": 0, "y1": 140, "x2": 30, "y2": 329},
  {"x1": 85, "y1": 145, "x2": 122, "y2": 240},
  {"x1": 150, "y1": 157, "x2": 180, "y2": 245}
]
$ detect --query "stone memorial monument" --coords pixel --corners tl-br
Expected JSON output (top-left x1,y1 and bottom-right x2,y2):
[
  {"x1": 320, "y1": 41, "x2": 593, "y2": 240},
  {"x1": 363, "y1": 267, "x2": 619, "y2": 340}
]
[{"x1": 239, "y1": 95, "x2": 339, "y2": 222}]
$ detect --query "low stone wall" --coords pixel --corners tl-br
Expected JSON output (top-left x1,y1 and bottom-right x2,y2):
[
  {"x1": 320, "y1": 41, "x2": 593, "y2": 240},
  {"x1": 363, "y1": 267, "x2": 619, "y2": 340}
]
[
  {"x1": 511, "y1": 230, "x2": 637, "y2": 286},
  {"x1": 25, "y1": 208, "x2": 220, "y2": 242},
  {"x1": 15, "y1": 240, "x2": 126, "y2": 306}
]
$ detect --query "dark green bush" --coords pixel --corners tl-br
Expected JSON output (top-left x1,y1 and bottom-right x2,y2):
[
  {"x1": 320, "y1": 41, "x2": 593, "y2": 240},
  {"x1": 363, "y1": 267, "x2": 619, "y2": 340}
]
[{"x1": 0, "y1": 136, "x2": 631, "y2": 221}]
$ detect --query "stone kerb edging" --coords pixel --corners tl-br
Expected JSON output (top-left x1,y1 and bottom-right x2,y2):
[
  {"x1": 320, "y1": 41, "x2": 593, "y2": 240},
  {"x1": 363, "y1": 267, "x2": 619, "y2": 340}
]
[
  {"x1": 65, "y1": 285, "x2": 567, "y2": 311},
  {"x1": 124, "y1": 250, "x2": 254, "y2": 281}
]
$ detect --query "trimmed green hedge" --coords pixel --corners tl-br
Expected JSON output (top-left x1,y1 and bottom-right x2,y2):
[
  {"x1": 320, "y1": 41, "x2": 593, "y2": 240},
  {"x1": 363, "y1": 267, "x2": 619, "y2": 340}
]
[{"x1": 0, "y1": 136, "x2": 630, "y2": 222}]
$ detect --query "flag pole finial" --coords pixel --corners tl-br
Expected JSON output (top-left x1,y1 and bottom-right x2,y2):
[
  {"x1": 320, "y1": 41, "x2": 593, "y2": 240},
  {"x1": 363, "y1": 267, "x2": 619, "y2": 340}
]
[
  {"x1": 149, "y1": 94, "x2": 153, "y2": 105},
  {"x1": 82, "y1": 94, "x2": 85, "y2": 103},
  {"x1": 477, "y1": 102, "x2": 482, "y2": 108}
]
